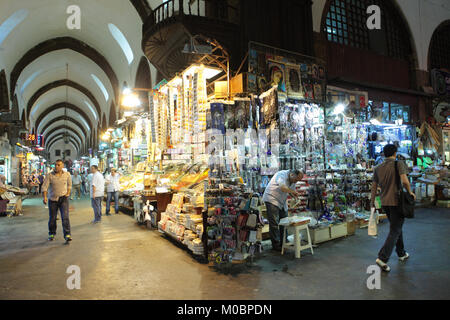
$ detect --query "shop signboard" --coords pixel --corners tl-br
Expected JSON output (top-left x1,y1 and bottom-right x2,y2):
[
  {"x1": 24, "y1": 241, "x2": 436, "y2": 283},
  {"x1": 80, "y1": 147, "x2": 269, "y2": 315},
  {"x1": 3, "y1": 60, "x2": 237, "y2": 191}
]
[{"x1": 36, "y1": 134, "x2": 44, "y2": 147}]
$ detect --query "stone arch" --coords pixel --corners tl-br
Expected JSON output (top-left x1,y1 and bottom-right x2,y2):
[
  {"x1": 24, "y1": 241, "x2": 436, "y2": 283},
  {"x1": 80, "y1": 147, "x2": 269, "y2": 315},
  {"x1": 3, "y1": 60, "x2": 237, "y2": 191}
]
[
  {"x1": 109, "y1": 101, "x2": 117, "y2": 127},
  {"x1": 47, "y1": 136, "x2": 80, "y2": 153},
  {"x1": 102, "y1": 113, "x2": 107, "y2": 131},
  {"x1": 34, "y1": 102, "x2": 95, "y2": 135},
  {"x1": 27, "y1": 80, "x2": 102, "y2": 121},
  {"x1": 40, "y1": 116, "x2": 88, "y2": 141},
  {"x1": 135, "y1": 56, "x2": 152, "y2": 112},
  {"x1": 0, "y1": 70, "x2": 9, "y2": 112},
  {"x1": 45, "y1": 125, "x2": 84, "y2": 147},
  {"x1": 428, "y1": 20, "x2": 450, "y2": 71},
  {"x1": 10, "y1": 37, "x2": 119, "y2": 102},
  {"x1": 21, "y1": 110, "x2": 27, "y2": 130}
]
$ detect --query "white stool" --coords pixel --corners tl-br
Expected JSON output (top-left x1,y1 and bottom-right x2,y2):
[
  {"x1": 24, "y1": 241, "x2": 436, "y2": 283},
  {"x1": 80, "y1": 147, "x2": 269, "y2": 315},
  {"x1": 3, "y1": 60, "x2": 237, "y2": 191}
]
[{"x1": 281, "y1": 222, "x2": 314, "y2": 259}]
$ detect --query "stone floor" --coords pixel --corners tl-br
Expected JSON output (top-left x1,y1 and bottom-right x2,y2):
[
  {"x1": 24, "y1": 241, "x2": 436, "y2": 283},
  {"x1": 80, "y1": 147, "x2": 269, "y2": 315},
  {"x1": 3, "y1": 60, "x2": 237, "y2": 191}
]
[{"x1": 0, "y1": 196, "x2": 449, "y2": 300}]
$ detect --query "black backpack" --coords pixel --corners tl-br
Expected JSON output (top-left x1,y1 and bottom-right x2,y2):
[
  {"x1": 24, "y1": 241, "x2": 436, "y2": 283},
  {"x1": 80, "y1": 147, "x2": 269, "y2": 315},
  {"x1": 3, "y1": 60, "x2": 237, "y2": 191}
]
[{"x1": 395, "y1": 161, "x2": 415, "y2": 219}]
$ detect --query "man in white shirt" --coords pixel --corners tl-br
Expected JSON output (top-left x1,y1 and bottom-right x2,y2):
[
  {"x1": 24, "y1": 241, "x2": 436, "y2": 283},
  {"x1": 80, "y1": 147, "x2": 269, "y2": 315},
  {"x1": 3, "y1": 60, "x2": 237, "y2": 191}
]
[
  {"x1": 90, "y1": 165, "x2": 105, "y2": 223},
  {"x1": 262, "y1": 169, "x2": 303, "y2": 251},
  {"x1": 71, "y1": 171, "x2": 82, "y2": 200},
  {"x1": 105, "y1": 168, "x2": 121, "y2": 215}
]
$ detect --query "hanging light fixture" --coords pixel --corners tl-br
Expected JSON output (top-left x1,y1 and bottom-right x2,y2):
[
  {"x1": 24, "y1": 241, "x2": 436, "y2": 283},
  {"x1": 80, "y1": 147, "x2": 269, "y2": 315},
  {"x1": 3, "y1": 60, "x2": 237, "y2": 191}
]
[{"x1": 64, "y1": 63, "x2": 69, "y2": 144}]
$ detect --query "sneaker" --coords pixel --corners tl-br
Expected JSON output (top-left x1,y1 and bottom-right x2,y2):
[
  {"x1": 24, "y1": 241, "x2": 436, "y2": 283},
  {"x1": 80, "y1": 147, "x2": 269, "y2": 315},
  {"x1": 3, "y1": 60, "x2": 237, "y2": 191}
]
[
  {"x1": 106, "y1": 213, "x2": 111, "y2": 216},
  {"x1": 376, "y1": 258, "x2": 391, "y2": 272},
  {"x1": 48, "y1": 235, "x2": 55, "y2": 241},
  {"x1": 65, "y1": 235, "x2": 72, "y2": 242},
  {"x1": 399, "y1": 252, "x2": 409, "y2": 262},
  {"x1": 91, "y1": 220, "x2": 99, "y2": 224}
]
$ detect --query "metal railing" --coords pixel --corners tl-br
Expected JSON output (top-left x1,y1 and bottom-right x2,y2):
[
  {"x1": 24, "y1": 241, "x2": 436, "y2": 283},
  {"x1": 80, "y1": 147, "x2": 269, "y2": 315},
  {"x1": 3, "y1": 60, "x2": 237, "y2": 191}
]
[{"x1": 148, "y1": 0, "x2": 237, "y2": 28}]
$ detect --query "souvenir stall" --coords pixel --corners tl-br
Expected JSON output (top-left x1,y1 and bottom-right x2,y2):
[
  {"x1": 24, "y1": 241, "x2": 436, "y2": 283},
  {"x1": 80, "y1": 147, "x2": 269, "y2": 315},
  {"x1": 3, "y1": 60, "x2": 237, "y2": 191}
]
[
  {"x1": 0, "y1": 185, "x2": 28, "y2": 217},
  {"x1": 0, "y1": 145, "x2": 28, "y2": 216},
  {"x1": 116, "y1": 117, "x2": 150, "y2": 215}
]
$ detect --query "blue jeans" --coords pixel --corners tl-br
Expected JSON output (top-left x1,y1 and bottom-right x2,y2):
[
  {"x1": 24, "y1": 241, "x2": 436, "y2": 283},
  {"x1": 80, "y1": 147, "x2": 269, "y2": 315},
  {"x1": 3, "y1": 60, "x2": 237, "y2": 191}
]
[
  {"x1": 49, "y1": 196, "x2": 70, "y2": 237},
  {"x1": 106, "y1": 191, "x2": 119, "y2": 214},
  {"x1": 91, "y1": 197, "x2": 103, "y2": 222}
]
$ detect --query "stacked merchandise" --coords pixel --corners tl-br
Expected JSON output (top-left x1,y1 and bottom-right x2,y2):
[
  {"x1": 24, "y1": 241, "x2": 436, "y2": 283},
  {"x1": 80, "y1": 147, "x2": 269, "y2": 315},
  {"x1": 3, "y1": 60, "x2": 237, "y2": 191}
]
[
  {"x1": 158, "y1": 192, "x2": 205, "y2": 256},
  {"x1": 206, "y1": 174, "x2": 263, "y2": 265},
  {"x1": 0, "y1": 184, "x2": 26, "y2": 217}
]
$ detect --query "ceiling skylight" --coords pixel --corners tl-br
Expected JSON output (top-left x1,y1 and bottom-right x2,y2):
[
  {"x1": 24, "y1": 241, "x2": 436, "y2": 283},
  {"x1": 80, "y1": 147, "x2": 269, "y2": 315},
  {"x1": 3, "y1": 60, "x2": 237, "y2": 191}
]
[{"x1": 108, "y1": 23, "x2": 134, "y2": 65}]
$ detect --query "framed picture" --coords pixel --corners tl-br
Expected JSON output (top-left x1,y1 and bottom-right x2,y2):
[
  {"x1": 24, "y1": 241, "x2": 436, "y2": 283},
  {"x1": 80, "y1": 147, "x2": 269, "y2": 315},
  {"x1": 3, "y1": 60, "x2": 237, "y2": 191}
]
[
  {"x1": 285, "y1": 63, "x2": 303, "y2": 99},
  {"x1": 267, "y1": 59, "x2": 287, "y2": 101}
]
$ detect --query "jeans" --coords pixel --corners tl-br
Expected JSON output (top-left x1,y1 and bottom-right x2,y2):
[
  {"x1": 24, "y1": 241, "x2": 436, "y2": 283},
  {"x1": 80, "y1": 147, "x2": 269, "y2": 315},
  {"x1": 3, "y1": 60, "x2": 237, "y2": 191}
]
[
  {"x1": 265, "y1": 202, "x2": 288, "y2": 248},
  {"x1": 106, "y1": 191, "x2": 119, "y2": 214},
  {"x1": 71, "y1": 185, "x2": 82, "y2": 199},
  {"x1": 378, "y1": 206, "x2": 406, "y2": 263},
  {"x1": 91, "y1": 197, "x2": 103, "y2": 222},
  {"x1": 48, "y1": 197, "x2": 71, "y2": 237}
]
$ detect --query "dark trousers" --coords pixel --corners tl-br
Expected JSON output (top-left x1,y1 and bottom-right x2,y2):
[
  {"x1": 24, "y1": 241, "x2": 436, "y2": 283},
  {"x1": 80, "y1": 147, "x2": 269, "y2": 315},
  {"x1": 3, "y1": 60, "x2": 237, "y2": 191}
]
[
  {"x1": 91, "y1": 197, "x2": 103, "y2": 222},
  {"x1": 378, "y1": 206, "x2": 406, "y2": 263},
  {"x1": 39, "y1": 183, "x2": 42, "y2": 194},
  {"x1": 48, "y1": 197, "x2": 71, "y2": 237},
  {"x1": 106, "y1": 191, "x2": 119, "y2": 214},
  {"x1": 265, "y1": 202, "x2": 288, "y2": 248}
]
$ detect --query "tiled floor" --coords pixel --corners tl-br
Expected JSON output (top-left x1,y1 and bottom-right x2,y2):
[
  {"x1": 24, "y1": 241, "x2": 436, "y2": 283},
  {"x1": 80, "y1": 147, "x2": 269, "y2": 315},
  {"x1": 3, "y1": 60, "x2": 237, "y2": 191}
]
[{"x1": 0, "y1": 196, "x2": 449, "y2": 300}]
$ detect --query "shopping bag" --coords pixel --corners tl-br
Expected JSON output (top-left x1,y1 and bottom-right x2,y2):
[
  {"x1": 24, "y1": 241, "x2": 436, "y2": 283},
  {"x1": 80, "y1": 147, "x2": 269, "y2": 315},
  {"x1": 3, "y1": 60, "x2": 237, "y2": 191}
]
[{"x1": 368, "y1": 207, "x2": 378, "y2": 236}]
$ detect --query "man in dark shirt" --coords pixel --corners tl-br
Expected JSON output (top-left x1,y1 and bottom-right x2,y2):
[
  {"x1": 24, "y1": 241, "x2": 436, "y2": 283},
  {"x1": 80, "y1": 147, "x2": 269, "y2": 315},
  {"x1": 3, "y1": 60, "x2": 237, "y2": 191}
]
[{"x1": 370, "y1": 144, "x2": 416, "y2": 272}]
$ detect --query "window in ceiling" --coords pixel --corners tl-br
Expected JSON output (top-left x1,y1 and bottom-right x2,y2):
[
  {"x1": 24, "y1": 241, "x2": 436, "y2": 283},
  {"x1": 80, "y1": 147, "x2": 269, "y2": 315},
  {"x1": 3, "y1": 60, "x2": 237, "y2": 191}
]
[
  {"x1": 108, "y1": 23, "x2": 134, "y2": 65},
  {"x1": 20, "y1": 70, "x2": 43, "y2": 95},
  {"x1": 84, "y1": 100, "x2": 98, "y2": 121},
  {"x1": 0, "y1": 9, "x2": 28, "y2": 46},
  {"x1": 90, "y1": 74, "x2": 109, "y2": 102}
]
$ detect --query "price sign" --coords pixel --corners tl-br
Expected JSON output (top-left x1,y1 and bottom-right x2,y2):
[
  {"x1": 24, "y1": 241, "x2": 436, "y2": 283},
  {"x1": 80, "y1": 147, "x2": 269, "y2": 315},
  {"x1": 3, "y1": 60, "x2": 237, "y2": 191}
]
[{"x1": 26, "y1": 134, "x2": 36, "y2": 142}]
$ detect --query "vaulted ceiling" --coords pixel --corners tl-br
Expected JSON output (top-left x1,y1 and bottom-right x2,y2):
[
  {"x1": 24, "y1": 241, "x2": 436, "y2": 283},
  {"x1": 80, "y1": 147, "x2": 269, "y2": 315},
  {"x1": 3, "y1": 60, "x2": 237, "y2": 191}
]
[{"x1": 0, "y1": 0, "x2": 158, "y2": 158}]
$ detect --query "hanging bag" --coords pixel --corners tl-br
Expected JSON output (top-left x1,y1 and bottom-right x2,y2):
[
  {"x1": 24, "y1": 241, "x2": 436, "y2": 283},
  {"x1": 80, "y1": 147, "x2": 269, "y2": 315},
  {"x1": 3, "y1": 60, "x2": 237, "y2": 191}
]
[
  {"x1": 368, "y1": 207, "x2": 378, "y2": 236},
  {"x1": 395, "y1": 161, "x2": 415, "y2": 219}
]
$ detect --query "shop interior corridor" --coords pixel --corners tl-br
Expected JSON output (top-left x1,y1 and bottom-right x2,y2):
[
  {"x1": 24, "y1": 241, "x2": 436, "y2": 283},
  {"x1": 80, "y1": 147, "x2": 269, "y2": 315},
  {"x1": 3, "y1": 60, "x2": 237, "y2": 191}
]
[{"x1": 0, "y1": 198, "x2": 448, "y2": 300}]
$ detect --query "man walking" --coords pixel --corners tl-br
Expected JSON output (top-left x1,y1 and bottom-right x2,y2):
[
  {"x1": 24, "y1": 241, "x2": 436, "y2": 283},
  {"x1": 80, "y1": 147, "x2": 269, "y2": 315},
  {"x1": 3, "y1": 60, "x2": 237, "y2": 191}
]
[
  {"x1": 371, "y1": 144, "x2": 416, "y2": 272},
  {"x1": 71, "y1": 171, "x2": 82, "y2": 200},
  {"x1": 38, "y1": 172, "x2": 44, "y2": 194},
  {"x1": 262, "y1": 169, "x2": 303, "y2": 251},
  {"x1": 105, "y1": 168, "x2": 120, "y2": 215},
  {"x1": 42, "y1": 159, "x2": 72, "y2": 242},
  {"x1": 90, "y1": 165, "x2": 105, "y2": 223}
]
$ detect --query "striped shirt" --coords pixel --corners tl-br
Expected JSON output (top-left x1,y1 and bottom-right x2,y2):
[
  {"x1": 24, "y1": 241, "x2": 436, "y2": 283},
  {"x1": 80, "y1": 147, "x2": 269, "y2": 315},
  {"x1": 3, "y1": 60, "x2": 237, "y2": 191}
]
[{"x1": 42, "y1": 171, "x2": 72, "y2": 201}]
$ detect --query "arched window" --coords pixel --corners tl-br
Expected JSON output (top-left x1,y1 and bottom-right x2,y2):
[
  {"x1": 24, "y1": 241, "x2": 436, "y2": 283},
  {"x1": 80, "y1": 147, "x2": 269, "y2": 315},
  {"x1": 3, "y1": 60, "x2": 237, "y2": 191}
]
[
  {"x1": 429, "y1": 21, "x2": 450, "y2": 71},
  {"x1": 323, "y1": 0, "x2": 411, "y2": 60}
]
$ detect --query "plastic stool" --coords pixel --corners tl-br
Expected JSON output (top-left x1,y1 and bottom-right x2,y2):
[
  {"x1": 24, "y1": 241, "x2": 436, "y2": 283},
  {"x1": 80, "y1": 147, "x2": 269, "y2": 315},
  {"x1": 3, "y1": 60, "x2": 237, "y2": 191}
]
[{"x1": 281, "y1": 222, "x2": 314, "y2": 259}]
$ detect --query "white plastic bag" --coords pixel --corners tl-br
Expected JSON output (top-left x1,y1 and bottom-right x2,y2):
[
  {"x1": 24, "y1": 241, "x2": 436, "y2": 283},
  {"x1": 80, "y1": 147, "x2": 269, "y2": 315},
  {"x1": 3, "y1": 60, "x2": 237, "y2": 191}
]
[{"x1": 368, "y1": 207, "x2": 378, "y2": 236}]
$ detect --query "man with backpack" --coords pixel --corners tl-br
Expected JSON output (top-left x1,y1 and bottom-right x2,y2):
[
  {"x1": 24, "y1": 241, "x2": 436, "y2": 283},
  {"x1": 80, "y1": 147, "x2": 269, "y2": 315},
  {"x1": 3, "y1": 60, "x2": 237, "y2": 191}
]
[{"x1": 370, "y1": 144, "x2": 416, "y2": 272}]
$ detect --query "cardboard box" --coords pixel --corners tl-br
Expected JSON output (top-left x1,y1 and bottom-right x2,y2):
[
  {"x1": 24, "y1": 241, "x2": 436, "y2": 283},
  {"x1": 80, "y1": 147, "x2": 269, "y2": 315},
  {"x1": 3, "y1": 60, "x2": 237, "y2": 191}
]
[
  {"x1": 310, "y1": 227, "x2": 331, "y2": 244},
  {"x1": 347, "y1": 221, "x2": 356, "y2": 235},
  {"x1": 330, "y1": 223, "x2": 347, "y2": 238}
]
